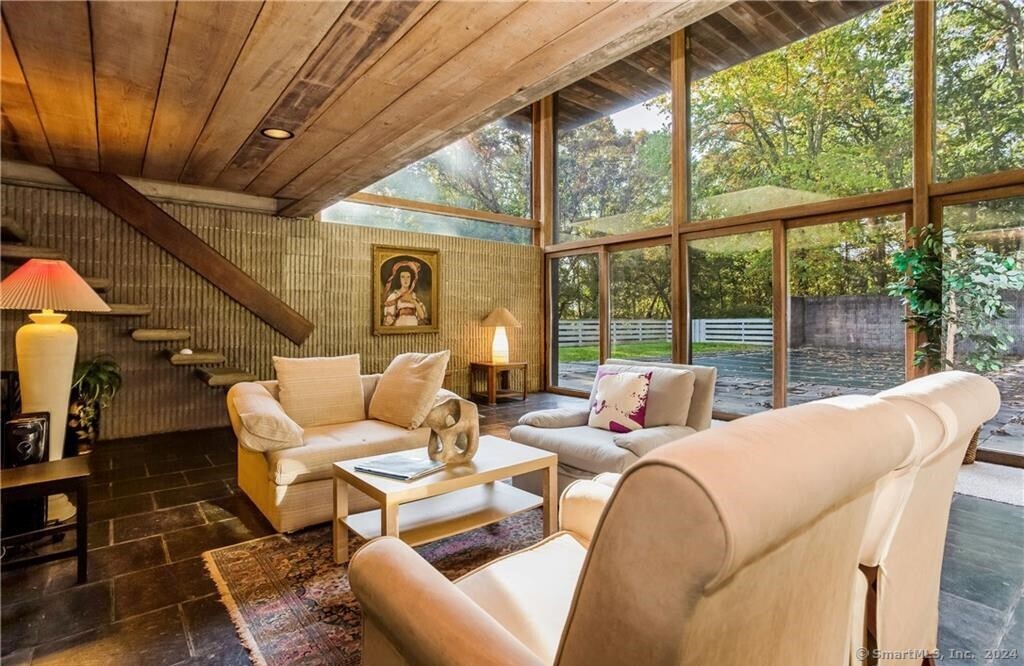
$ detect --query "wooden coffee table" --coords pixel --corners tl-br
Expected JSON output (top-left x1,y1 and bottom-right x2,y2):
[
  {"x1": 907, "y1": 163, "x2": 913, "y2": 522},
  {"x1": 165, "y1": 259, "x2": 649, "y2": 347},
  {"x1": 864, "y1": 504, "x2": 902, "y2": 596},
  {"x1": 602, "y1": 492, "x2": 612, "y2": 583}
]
[{"x1": 332, "y1": 436, "x2": 557, "y2": 564}]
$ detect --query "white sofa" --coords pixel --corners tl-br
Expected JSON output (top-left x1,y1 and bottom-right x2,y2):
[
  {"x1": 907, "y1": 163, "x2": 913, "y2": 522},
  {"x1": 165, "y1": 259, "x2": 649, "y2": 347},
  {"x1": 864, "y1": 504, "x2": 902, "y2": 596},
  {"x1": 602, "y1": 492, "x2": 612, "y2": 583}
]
[
  {"x1": 510, "y1": 359, "x2": 716, "y2": 493},
  {"x1": 227, "y1": 375, "x2": 456, "y2": 533},
  {"x1": 350, "y1": 384, "x2": 918, "y2": 665}
]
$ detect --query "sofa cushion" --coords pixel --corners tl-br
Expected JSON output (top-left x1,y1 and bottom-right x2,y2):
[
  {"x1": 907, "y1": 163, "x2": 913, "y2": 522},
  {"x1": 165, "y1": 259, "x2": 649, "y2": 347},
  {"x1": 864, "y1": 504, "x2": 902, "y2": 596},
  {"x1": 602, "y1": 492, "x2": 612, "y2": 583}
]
[
  {"x1": 588, "y1": 369, "x2": 652, "y2": 433},
  {"x1": 230, "y1": 383, "x2": 304, "y2": 453},
  {"x1": 273, "y1": 354, "x2": 365, "y2": 428},
  {"x1": 612, "y1": 425, "x2": 696, "y2": 458},
  {"x1": 456, "y1": 532, "x2": 587, "y2": 664},
  {"x1": 518, "y1": 408, "x2": 590, "y2": 429},
  {"x1": 368, "y1": 350, "x2": 450, "y2": 429},
  {"x1": 267, "y1": 419, "x2": 430, "y2": 485},
  {"x1": 589, "y1": 363, "x2": 694, "y2": 427},
  {"x1": 509, "y1": 425, "x2": 637, "y2": 474}
]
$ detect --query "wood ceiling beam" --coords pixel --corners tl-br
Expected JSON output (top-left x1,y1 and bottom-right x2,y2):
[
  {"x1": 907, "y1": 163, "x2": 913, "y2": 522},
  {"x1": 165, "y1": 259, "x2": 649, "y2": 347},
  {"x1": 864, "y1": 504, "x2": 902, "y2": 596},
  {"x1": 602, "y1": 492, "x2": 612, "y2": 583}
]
[
  {"x1": 178, "y1": 1, "x2": 351, "y2": 185},
  {"x1": 141, "y1": 1, "x2": 262, "y2": 181},
  {"x1": 2, "y1": 0, "x2": 97, "y2": 170},
  {"x1": 279, "y1": 0, "x2": 732, "y2": 217},
  {"x1": 0, "y1": 21, "x2": 51, "y2": 164},
  {"x1": 91, "y1": 1, "x2": 175, "y2": 176}
]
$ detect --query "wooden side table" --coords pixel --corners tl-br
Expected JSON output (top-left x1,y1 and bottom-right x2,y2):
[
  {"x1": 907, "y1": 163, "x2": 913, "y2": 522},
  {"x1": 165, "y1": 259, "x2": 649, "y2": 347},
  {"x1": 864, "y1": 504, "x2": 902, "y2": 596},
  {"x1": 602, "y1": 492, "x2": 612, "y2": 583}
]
[
  {"x1": 0, "y1": 456, "x2": 90, "y2": 584},
  {"x1": 469, "y1": 361, "x2": 527, "y2": 405}
]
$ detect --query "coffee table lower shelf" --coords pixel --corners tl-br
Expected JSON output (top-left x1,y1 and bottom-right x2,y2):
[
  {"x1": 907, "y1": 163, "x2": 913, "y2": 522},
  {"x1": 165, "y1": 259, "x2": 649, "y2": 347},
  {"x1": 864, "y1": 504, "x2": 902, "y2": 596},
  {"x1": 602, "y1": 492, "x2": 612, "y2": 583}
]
[{"x1": 339, "y1": 482, "x2": 541, "y2": 547}]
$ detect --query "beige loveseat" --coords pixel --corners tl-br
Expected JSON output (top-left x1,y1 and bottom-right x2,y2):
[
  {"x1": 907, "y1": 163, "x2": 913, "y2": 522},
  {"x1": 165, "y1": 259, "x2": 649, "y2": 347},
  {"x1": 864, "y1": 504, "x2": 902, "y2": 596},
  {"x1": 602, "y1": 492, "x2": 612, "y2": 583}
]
[
  {"x1": 511, "y1": 359, "x2": 716, "y2": 493},
  {"x1": 227, "y1": 375, "x2": 456, "y2": 533}
]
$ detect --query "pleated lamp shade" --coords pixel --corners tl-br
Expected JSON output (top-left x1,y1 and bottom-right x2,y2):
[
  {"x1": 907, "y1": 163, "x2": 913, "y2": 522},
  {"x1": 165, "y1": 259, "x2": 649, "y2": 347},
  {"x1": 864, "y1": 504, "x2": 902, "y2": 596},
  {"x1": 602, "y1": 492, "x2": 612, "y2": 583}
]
[
  {"x1": 1, "y1": 259, "x2": 110, "y2": 312},
  {"x1": 481, "y1": 307, "x2": 521, "y2": 328}
]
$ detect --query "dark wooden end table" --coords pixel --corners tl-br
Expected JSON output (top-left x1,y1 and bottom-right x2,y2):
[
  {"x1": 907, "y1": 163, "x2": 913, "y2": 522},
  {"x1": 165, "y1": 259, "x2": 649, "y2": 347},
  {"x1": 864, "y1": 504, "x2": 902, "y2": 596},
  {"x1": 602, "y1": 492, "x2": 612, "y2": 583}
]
[
  {"x1": 1, "y1": 456, "x2": 90, "y2": 583},
  {"x1": 469, "y1": 361, "x2": 528, "y2": 405}
]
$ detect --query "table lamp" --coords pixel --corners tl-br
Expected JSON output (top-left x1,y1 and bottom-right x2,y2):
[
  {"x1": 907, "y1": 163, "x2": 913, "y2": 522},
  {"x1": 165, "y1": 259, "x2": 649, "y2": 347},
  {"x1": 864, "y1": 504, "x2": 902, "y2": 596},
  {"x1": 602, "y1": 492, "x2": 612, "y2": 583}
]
[
  {"x1": 481, "y1": 307, "x2": 521, "y2": 364},
  {"x1": 1, "y1": 259, "x2": 110, "y2": 519}
]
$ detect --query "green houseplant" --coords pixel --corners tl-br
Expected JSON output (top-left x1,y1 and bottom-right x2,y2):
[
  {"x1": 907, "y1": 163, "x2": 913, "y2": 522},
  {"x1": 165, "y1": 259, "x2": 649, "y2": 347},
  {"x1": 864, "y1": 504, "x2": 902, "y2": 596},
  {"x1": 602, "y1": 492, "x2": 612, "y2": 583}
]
[
  {"x1": 67, "y1": 355, "x2": 122, "y2": 454},
  {"x1": 888, "y1": 224, "x2": 944, "y2": 371},
  {"x1": 889, "y1": 224, "x2": 1024, "y2": 373},
  {"x1": 889, "y1": 224, "x2": 1024, "y2": 463}
]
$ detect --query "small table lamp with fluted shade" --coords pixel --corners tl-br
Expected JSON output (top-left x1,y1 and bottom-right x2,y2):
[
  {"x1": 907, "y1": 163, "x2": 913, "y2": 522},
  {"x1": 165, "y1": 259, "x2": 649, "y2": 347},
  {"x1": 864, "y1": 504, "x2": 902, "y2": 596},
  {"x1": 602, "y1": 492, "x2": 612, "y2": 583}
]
[
  {"x1": 1, "y1": 259, "x2": 110, "y2": 520},
  {"x1": 482, "y1": 307, "x2": 521, "y2": 363}
]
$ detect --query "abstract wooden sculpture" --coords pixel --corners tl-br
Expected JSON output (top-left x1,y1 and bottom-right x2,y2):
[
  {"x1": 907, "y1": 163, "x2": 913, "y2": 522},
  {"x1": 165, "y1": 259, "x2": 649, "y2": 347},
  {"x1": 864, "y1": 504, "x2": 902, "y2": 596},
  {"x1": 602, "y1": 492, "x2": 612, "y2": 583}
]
[{"x1": 424, "y1": 397, "x2": 480, "y2": 464}]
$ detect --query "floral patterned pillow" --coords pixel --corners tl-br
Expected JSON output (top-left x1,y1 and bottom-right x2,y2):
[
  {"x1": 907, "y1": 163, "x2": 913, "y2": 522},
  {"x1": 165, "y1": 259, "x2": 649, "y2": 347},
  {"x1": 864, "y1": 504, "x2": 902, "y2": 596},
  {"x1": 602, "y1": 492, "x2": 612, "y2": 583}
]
[{"x1": 588, "y1": 369, "x2": 653, "y2": 433}]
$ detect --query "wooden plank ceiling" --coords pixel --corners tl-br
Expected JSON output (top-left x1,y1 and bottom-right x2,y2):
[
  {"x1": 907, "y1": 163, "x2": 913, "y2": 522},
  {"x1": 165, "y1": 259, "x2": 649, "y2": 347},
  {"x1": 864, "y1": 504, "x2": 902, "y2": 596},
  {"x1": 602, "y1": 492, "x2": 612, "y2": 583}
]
[
  {"x1": 2, "y1": 0, "x2": 879, "y2": 218},
  {"x1": 557, "y1": 0, "x2": 887, "y2": 131},
  {"x1": 1, "y1": 0, "x2": 733, "y2": 216}
]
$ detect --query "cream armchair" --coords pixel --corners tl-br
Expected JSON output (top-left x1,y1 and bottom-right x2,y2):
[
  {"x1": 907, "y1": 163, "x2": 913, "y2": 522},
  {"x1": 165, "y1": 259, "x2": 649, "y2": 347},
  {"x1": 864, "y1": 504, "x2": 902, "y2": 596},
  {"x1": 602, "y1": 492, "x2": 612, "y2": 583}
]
[
  {"x1": 850, "y1": 371, "x2": 1000, "y2": 666},
  {"x1": 350, "y1": 393, "x2": 916, "y2": 666},
  {"x1": 510, "y1": 359, "x2": 717, "y2": 493}
]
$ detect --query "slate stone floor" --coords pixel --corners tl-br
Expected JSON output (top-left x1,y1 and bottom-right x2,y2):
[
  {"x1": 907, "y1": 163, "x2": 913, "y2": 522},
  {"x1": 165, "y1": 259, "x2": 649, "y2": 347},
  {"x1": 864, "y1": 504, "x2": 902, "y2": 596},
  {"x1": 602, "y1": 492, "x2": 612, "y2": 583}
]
[{"x1": 1, "y1": 392, "x2": 1021, "y2": 665}]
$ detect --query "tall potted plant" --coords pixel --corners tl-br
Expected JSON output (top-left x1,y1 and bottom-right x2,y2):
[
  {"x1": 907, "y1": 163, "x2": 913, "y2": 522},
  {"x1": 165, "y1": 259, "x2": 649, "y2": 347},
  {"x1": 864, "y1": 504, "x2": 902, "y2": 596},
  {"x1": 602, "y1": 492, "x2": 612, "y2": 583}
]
[
  {"x1": 889, "y1": 224, "x2": 1024, "y2": 462},
  {"x1": 66, "y1": 355, "x2": 122, "y2": 455}
]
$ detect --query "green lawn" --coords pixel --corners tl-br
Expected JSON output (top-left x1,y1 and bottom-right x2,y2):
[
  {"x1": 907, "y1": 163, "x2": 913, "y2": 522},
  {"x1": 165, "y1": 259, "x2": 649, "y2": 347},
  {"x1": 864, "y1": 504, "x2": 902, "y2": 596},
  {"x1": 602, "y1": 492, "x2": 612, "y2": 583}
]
[{"x1": 557, "y1": 340, "x2": 749, "y2": 362}]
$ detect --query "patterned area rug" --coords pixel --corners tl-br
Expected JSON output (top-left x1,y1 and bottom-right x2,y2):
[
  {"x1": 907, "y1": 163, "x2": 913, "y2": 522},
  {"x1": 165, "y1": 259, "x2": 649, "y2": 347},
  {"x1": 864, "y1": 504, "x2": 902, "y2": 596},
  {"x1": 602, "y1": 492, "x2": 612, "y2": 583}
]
[{"x1": 203, "y1": 510, "x2": 543, "y2": 666}]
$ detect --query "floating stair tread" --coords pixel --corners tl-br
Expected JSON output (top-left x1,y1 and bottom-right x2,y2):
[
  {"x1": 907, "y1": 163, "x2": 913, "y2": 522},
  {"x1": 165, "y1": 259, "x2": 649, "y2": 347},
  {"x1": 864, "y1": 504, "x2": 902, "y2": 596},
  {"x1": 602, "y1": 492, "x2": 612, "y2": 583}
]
[
  {"x1": 1, "y1": 245, "x2": 65, "y2": 262},
  {"x1": 1, "y1": 220, "x2": 29, "y2": 243},
  {"x1": 197, "y1": 367, "x2": 256, "y2": 387},
  {"x1": 132, "y1": 328, "x2": 190, "y2": 342},
  {"x1": 95, "y1": 303, "x2": 153, "y2": 316},
  {"x1": 164, "y1": 350, "x2": 226, "y2": 366},
  {"x1": 85, "y1": 277, "x2": 112, "y2": 292}
]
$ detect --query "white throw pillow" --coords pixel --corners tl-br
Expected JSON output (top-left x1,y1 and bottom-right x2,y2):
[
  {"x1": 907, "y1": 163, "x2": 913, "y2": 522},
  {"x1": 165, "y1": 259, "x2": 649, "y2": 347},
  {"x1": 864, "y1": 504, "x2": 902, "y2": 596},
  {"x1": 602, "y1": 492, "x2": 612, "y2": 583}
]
[
  {"x1": 589, "y1": 370, "x2": 653, "y2": 433},
  {"x1": 589, "y1": 363, "x2": 695, "y2": 427},
  {"x1": 368, "y1": 351, "x2": 451, "y2": 429},
  {"x1": 273, "y1": 354, "x2": 364, "y2": 428},
  {"x1": 229, "y1": 383, "x2": 304, "y2": 453}
]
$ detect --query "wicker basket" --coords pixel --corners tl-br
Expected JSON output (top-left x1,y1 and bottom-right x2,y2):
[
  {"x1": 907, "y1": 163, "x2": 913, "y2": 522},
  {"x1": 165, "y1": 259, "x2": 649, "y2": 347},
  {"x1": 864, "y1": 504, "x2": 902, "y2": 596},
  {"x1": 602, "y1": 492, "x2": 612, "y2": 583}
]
[{"x1": 962, "y1": 427, "x2": 981, "y2": 465}]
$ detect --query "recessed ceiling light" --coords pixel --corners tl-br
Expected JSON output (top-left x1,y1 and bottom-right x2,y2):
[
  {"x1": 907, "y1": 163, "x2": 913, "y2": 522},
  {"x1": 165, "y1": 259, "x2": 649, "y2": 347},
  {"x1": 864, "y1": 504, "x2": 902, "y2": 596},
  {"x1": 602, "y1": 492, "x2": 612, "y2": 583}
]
[{"x1": 260, "y1": 127, "x2": 294, "y2": 140}]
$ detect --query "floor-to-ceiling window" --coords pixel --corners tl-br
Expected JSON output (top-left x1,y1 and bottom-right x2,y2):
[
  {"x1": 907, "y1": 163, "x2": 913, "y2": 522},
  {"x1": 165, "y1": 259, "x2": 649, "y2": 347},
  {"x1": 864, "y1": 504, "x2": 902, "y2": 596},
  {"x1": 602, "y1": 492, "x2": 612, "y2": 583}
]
[
  {"x1": 688, "y1": 230, "x2": 774, "y2": 416},
  {"x1": 609, "y1": 244, "x2": 672, "y2": 363},
  {"x1": 787, "y1": 213, "x2": 907, "y2": 405},
  {"x1": 555, "y1": 38, "x2": 671, "y2": 243},
  {"x1": 942, "y1": 196, "x2": 1024, "y2": 459},
  {"x1": 689, "y1": 1, "x2": 913, "y2": 221},
  {"x1": 935, "y1": 0, "x2": 1023, "y2": 182},
  {"x1": 550, "y1": 253, "x2": 600, "y2": 392},
  {"x1": 539, "y1": 0, "x2": 1024, "y2": 469}
]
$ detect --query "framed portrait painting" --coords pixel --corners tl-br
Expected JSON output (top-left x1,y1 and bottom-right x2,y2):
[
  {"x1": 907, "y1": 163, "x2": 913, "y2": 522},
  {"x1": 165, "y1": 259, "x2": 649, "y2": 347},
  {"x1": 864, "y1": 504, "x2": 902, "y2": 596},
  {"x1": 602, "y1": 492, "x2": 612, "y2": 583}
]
[{"x1": 372, "y1": 245, "x2": 440, "y2": 335}]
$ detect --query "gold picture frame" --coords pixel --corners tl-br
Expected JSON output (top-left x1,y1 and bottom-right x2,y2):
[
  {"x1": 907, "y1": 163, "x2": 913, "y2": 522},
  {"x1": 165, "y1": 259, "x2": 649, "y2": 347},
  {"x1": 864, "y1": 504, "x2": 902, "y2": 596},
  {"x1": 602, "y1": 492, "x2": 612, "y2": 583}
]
[{"x1": 372, "y1": 245, "x2": 440, "y2": 335}]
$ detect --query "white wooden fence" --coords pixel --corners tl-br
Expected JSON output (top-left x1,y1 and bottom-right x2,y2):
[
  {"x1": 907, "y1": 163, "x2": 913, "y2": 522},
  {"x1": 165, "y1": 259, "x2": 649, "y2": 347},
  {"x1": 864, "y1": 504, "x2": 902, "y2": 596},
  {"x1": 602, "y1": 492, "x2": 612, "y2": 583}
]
[{"x1": 557, "y1": 318, "x2": 772, "y2": 346}]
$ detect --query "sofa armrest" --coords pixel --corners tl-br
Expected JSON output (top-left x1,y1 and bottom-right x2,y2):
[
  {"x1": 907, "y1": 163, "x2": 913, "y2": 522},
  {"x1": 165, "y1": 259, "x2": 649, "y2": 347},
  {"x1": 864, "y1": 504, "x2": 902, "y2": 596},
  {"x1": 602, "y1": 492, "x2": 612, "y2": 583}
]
[
  {"x1": 559, "y1": 480, "x2": 614, "y2": 543},
  {"x1": 434, "y1": 387, "x2": 461, "y2": 404},
  {"x1": 612, "y1": 425, "x2": 696, "y2": 458},
  {"x1": 227, "y1": 383, "x2": 303, "y2": 453},
  {"x1": 350, "y1": 537, "x2": 542, "y2": 666},
  {"x1": 593, "y1": 472, "x2": 621, "y2": 488},
  {"x1": 517, "y1": 407, "x2": 591, "y2": 428}
]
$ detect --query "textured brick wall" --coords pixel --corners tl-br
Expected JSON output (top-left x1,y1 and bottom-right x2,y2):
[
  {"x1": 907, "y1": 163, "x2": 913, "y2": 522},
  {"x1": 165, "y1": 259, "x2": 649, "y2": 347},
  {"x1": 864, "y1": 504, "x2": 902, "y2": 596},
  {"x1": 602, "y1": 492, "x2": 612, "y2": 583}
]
[{"x1": 1, "y1": 183, "x2": 542, "y2": 439}]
